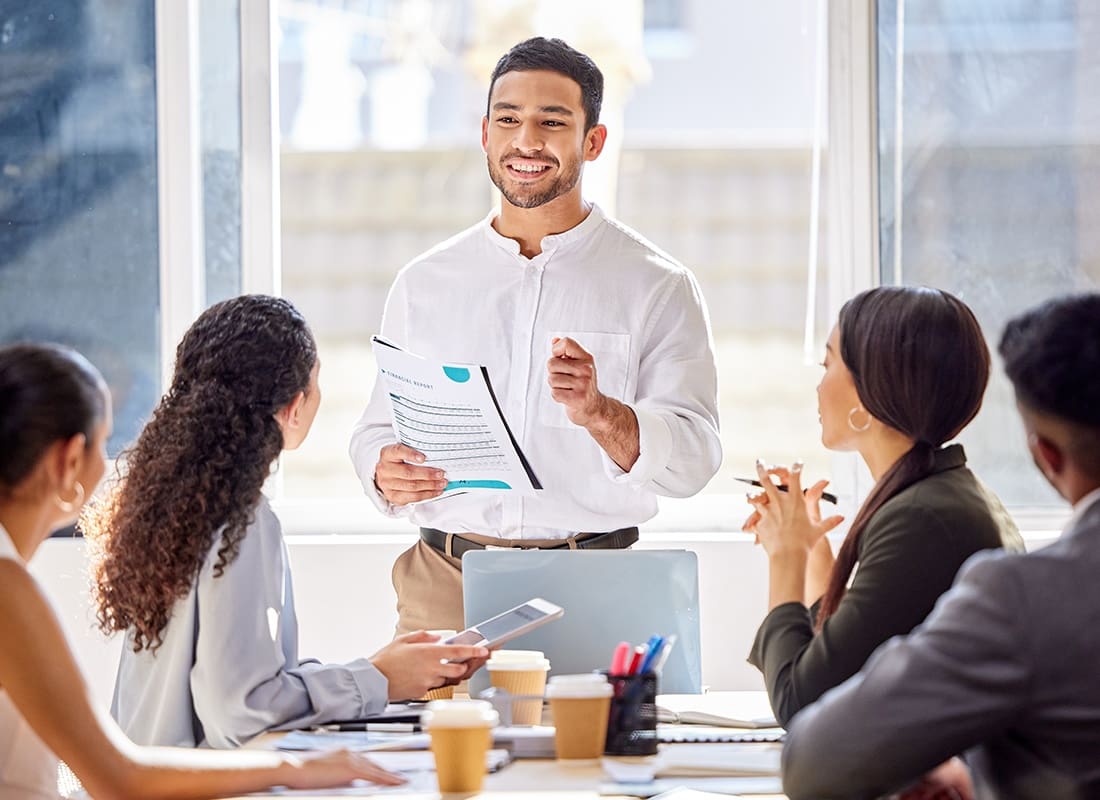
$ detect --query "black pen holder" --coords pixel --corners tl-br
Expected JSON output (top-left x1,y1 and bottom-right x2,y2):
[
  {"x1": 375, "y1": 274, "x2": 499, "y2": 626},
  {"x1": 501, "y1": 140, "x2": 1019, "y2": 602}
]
[{"x1": 603, "y1": 671, "x2": 658, "y2": 756}]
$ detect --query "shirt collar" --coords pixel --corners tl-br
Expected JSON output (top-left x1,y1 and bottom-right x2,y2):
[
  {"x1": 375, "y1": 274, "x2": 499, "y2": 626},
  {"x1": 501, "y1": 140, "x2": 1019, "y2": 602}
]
[
  {"x1": 1066, "y1": 485, "x2": 1100, "y2": 534},
  {"x1": 482, "y1": 202, "x2": 606, "y2": 258},
  {"x1": 930, "y1": 443, "x2": 967, "y2": 474}
]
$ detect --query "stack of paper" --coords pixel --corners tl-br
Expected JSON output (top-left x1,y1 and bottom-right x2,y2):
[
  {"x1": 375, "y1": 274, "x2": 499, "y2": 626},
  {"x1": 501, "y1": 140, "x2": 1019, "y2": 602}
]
[
  {"x1": 603, "y1": 744, "x2": 781, "y2": 781},
  {"x1": 492, "y1": 725, "x2": 557, "y2": 758}
]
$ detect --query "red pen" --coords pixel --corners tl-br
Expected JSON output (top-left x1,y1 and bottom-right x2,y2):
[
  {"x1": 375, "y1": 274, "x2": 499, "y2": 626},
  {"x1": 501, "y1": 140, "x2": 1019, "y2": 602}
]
[
  {"x1": 610, "y1": 641, "x2": 631, "y2": 675},
  {"x1": 626, "y1": 646, "x2": 645, "y2": 676}
]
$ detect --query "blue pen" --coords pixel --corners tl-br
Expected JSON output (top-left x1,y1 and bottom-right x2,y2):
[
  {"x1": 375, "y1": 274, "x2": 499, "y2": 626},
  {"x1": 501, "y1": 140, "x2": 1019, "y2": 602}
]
[
  {"x1": 650, "y1": 634, "x2": 677, "y2": 674},
  {"x1": 637, "y1": 634, "x2": 665, "y2": 675}
]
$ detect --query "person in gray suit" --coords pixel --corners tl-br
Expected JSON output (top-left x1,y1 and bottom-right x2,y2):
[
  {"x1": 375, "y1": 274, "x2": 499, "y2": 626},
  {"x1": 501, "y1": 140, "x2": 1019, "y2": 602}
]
[{"x1": 781, "y1": 292, "x2": 1100, "y2": 800}]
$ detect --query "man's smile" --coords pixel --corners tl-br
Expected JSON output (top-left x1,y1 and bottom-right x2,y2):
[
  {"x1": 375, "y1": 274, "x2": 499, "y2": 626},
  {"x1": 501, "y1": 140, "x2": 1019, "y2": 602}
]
[{"x1": 504, "y1": 158, "x2": 556, "y2": 180}]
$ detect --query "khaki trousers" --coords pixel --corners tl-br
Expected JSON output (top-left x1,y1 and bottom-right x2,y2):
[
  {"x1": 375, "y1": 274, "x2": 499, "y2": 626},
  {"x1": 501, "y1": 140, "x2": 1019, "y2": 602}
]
[
  {"x1": 392, "y1": 540, "x2": 465, "y2": 635},
  {"x1": 391, "y1": 533, "x2": 595, "y2": 635}
]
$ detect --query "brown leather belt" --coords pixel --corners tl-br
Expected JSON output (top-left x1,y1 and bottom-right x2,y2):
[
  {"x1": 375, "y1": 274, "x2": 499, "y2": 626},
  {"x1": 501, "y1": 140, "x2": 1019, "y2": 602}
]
[{"x1": 419, "y1": 526, "x2": 639, "y2": 559}]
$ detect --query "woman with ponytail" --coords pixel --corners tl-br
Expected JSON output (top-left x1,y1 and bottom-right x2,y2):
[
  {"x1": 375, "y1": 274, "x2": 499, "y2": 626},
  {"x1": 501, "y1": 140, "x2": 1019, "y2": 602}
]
[
  {"x1": 84, "y1": 295, "x2": 487, "y2": 749},
  {"x1": 744, "y1": 286, "x2": 1023, "y2": 728},
  {"x1": 0, "y1": 342, "x2": 406, "y2": 797}
]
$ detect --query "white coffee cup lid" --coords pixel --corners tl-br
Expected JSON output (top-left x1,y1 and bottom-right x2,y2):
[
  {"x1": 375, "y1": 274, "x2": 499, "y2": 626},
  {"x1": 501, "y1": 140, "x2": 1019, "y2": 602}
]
[
  {"x1": 422, "y1": 699, "x2": 499, "y2": 729},
  {"x1": 487, "y1": 650, "x2": 550, "y2": 671},
  {"x1": 546, "y1": 673, "x2": 613, "y2": 698}
]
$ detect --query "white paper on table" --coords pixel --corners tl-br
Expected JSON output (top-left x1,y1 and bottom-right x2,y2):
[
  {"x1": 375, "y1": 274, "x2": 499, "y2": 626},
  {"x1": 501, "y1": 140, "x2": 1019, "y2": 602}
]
[
  {"x1": 372, "y1": 337, "x2": 541, "y2": 499},
  {"x1": 598, "y1": 776, "x2": 783, "y2": 797},
  {"x1": 249, "y1": 748, "x2": 512, "y2": 796},
  {"x1": 275, "y1": 730, "x2": 430, "y2": 752}
]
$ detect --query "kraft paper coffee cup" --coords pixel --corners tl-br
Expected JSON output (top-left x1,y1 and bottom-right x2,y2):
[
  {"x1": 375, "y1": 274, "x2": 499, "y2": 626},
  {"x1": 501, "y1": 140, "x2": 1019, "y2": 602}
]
[
  {"x1": 422, "y1": 699, "x2": 499, "y2": 793},
  {"x1": 546, "y1": 674, "x2": 613, "y2": 759},
  {"x1": 486, "y1": 650, "x2": 550, "y2": 726},
  {"x1": 420, "y1": 630, "x2": 458, "y2": 701}
]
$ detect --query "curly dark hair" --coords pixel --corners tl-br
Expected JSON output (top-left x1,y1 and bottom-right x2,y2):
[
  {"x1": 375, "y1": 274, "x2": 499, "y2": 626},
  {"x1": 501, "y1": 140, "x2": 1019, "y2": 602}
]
[{"x1": 84, "y1": 295, "x2": 316, "y2": 652}]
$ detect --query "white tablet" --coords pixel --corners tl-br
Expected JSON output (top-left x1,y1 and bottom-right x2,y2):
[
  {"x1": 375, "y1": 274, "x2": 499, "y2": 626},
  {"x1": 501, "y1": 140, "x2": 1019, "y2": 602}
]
[{"x1": 445, "y1": 597, "x2": 563, "y2": 649}]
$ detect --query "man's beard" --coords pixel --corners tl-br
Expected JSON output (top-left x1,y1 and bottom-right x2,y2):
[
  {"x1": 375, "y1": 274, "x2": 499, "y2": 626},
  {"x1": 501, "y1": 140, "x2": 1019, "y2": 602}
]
[{"x1": 487, "y1": 154, "x2": 582, "y2": 209}]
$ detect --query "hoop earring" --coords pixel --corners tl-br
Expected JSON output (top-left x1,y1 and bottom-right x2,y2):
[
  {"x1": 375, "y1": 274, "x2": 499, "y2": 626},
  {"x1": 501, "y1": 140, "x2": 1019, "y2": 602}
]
[
  {"x1": 847, "y1": 406, "x2": 872, "y2": 432},
  {"x1": 55, "y1": 481, "x2": 86, "y2": 513}
]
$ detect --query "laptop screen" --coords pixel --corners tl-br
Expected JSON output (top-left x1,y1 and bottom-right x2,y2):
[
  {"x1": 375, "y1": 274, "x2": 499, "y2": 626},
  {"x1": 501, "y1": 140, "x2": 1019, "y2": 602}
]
[{"x1": 462, "y1": 549, "x2": 701, "y2": 694}]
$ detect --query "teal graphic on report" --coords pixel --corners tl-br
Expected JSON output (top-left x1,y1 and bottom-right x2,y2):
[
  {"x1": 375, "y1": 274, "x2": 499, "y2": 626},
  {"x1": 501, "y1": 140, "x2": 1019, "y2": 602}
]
[
  {"x1": 446, "y1": 480, "x2": 513, "y2": 490},
  {"x1": 443, "y1": 366, "x2": 471, "y2": 383}
]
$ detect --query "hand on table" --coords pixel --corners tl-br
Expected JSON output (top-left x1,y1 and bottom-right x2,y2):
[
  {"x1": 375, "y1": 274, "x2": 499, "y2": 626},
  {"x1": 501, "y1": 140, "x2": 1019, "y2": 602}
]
[{"x1": 283, "y1": 749, "x2": 406, "y2": 789}]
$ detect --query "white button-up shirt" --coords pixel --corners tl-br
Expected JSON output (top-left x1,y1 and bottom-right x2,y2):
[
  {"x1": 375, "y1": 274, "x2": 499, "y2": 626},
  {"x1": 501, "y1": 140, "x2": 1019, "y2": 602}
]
[{"x1": 350, "y1": 204, "x2": 721, "y2": 539}]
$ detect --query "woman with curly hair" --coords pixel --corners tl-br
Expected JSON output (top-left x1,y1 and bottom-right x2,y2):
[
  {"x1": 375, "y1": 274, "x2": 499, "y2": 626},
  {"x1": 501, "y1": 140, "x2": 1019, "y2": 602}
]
[
  {"x1": 0, "y1": 342, "x2": 403, "y2": 797},
  {"x1": 84, "y1": 295, "x2": 487, "y2": 749}
]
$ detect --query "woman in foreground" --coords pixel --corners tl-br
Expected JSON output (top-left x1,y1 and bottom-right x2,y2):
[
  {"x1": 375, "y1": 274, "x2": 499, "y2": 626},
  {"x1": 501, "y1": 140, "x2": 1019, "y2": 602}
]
[{"x1": 0, "y1": 342, "x2": 403, "y2": 797}]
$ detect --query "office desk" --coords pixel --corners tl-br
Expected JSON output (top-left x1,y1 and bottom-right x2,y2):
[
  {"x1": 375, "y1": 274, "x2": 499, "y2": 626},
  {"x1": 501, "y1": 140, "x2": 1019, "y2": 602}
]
[
  {"x1": 221, "y1": 692, "x2": 787, "y2": 800},
  {"x1": 220, "y1": 746, "x2": 787, "y2": 799}
]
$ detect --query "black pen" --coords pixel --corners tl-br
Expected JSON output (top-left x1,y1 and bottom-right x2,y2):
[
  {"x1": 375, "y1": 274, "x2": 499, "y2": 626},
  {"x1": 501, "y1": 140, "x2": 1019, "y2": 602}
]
[
  {"x1": 734, "y1": 477, "x2": 838, "y2": 505},
  {"x1": 319, "y1": 722, "x2": 420, "y2": 733}
]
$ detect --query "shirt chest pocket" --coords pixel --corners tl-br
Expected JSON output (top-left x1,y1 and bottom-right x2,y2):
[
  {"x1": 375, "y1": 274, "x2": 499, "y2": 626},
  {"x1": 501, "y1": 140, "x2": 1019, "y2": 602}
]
[{"x1": 538, "y1": 330, "x2": 632, "y2": 429}]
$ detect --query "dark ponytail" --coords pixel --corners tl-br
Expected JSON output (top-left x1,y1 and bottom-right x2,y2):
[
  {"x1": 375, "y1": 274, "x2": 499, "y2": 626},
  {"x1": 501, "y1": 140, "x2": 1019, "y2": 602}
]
[
  {"x1": 0, "y1": 344, "x2": 107, "y2": 497},
  {"x1": 816, "y1": 287, "x2": 990, "y2": 625}
]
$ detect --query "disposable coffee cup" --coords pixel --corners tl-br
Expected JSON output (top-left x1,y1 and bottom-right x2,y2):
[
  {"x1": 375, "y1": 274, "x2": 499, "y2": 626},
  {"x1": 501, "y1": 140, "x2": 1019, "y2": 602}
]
[
  {"x1": 420, "y1": 630, "x2": 458, "y2": 701},
  {"x1": 486, "y1": 650, "x2": 550, "y2": 725},
  {"x1": 422, "y1": 699, "x2": 499, "y2": 793},
  {"x1": 546, "y1": 674, "x2": 613, "y2": 759}
]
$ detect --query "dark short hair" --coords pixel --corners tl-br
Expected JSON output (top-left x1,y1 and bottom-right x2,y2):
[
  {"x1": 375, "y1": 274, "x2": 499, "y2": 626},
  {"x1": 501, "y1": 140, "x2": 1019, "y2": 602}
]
[
  {"x1": 1000, "y1": 293, "x2": 1100, "y2": 474},
  {"x1": 487, "y1": 37, "x2": 603, "y2": 131},
  {"x1": 0, "y1": 343, "x2": 107, "y2": 496}
]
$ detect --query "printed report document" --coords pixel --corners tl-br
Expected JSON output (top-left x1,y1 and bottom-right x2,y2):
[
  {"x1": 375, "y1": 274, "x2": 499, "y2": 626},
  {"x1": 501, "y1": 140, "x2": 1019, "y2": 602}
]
[{"x1": 372, "y1": 336, "x2": 541, "y2": 498}]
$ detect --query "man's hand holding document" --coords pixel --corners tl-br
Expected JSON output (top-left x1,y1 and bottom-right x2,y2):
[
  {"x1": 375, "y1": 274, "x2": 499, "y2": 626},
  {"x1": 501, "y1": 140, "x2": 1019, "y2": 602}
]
[{"x1": 372, "y1": 336, "x2": 541, "y2": 503}]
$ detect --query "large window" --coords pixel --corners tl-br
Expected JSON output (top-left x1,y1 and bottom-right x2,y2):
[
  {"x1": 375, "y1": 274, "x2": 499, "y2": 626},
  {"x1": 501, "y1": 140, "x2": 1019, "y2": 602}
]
[
  {"x1": 0, "y1": 2, "x2": 161, "y2": 455},
  {"x1": 876, "y1": 0, "x2": 1100, "y2": 509},
  {"x1": 276, "y1": 0, "x2": 832, "y2": 530},
  {"x1": 0, "y1": 0, "x2": 245, "y2": 463}
]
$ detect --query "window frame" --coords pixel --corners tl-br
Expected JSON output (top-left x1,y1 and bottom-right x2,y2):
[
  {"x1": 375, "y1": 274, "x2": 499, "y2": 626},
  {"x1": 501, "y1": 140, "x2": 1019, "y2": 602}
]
[{"x1": 827, "y1": 0, "x2": 1070, "y2": 536}]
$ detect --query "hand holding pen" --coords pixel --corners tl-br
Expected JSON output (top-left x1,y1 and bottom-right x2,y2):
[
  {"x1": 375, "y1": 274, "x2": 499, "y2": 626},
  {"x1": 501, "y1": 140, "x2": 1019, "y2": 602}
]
[
  {"x1": 734, "y1": 476, "x2": 838, "y2": 505},
  {"x1": 742, "y1": 460, "x2": 845, "y2": 558}
]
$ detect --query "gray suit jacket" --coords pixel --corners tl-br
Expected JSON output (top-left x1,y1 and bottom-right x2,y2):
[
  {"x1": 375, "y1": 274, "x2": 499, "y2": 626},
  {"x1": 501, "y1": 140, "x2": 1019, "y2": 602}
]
[{"x1": 782, "y1": 494, "x2": 1100, "y2": 800}]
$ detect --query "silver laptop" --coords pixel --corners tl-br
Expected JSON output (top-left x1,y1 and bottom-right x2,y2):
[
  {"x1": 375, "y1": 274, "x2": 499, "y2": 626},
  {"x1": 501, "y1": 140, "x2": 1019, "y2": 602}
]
[{"x1": 462, "y1": 549, "x2": 701, "y2": 694}]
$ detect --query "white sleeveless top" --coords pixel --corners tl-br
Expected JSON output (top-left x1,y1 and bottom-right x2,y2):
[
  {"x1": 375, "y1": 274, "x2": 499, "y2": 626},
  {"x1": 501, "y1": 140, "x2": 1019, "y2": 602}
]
[{"x1": 0, "y1": 524, "x2": 62, "y2": 799}]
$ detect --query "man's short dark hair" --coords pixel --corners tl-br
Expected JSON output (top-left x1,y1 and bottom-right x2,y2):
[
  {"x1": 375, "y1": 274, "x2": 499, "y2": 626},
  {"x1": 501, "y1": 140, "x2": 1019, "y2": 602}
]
[
  {"x1": 1000, "y1": 292, "x2": 1100, "y2": 474},
  {"x1": 487, "y1": 37, "x2": 603, "y2": 131}
]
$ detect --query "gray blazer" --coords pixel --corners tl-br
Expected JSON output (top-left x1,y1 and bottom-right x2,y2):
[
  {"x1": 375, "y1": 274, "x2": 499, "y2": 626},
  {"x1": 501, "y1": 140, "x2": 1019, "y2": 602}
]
[
  {"x1": 782, "y1": 493, "x2": 1100, "y2": 800},
  {"x1": 112, "y1": 496, "x2": 388, "y2": 748}
]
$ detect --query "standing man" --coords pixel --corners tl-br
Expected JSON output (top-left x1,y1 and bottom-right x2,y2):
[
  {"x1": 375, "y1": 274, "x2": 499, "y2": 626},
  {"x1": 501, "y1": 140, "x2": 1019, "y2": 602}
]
[
  {"x1": 781, "y1": 293, "x2": 1100, "y2": 799},
  {"x1": 350, "y1": 37, "x2": 721, "y2": 634}
]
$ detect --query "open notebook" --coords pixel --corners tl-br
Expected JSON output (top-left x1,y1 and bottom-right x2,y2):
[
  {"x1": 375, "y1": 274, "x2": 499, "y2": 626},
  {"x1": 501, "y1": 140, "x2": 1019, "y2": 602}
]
[{"x1": 656, "y1": 693, "x2": 779, "y2": 728}]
